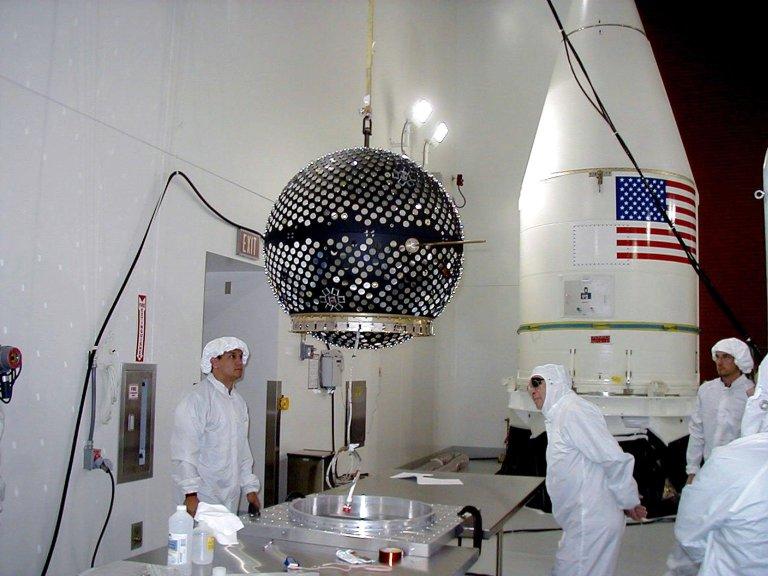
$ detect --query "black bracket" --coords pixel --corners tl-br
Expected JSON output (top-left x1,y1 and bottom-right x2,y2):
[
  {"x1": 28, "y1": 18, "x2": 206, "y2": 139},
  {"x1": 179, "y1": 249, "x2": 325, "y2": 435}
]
[{"x1": 456, "y1": 505, "x2": 483, "y2": 551}]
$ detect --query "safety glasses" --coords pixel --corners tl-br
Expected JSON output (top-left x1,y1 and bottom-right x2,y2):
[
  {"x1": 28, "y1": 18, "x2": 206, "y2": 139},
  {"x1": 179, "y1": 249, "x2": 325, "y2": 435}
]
[{"x1": 529, "y1": 376, "x2": 545, "y2": 389}]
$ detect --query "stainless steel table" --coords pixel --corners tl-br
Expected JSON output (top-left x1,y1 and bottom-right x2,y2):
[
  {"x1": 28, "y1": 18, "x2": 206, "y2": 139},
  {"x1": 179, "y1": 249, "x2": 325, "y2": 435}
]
[
  {"x1": 81, "y1": 471, "x2": 539, "y2": 576},
  {"x1": 324, "y1": 470, "x2": 544, "y2": 576},
  {"x1": 117, "y1": 532, "x2": 478, "y2": 575}
]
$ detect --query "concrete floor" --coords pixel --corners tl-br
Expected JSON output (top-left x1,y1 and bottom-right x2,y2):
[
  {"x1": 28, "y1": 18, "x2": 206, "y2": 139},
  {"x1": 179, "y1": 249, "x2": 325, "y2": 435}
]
[{"x1": 463, "y1": 460, "x2": 674, "y2": 576}]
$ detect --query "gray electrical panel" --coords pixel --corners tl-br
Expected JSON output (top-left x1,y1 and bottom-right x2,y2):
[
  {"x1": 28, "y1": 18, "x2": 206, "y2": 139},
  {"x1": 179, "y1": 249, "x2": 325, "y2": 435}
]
[
  {"x1": 345, "y1": 380, "x2": 366, "y2": 447},
  {"x1": 264, "y1": 380, "x2": 282, "y2": 507},
  {"x1": 117, "y1": 363, "x2": 156, "y2": 484}
]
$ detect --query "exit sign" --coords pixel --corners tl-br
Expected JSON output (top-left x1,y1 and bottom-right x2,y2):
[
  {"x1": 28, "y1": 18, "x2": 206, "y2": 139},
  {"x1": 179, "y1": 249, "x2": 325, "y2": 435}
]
[{"x1": 236, "y1": 229, "x2": 261, "y2": 260}]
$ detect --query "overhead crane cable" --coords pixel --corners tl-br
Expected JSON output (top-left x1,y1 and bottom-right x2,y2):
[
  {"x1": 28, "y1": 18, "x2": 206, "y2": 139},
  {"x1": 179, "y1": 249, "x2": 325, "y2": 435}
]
[{"x1": 362, "y1": 0, "x2": 375, "y2": 147}]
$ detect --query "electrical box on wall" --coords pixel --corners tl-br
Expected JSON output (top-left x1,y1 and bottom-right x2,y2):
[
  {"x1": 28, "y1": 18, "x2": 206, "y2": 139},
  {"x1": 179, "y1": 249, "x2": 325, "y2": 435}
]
[
  {"x1": 319, "y1": 350, "x2": 344, "y2": 389},
  {"x1": 118, "y1": 363, "x2": 156, "y2": 484},
  {"x1": 345, "y1": 380, "x2": 366, "y2": 447}
]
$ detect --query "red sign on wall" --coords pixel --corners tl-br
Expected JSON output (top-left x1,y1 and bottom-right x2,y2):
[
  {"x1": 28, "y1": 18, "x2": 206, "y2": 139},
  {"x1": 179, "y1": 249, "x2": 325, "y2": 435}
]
[
  {"x1": 136, "y1": 294, "x2": 147, "y2": 362},
  {"x1": 590, "y1": 335, "x2": 611, "y2": 344},
  {"x1": 236, "y1": 228, "x2": 261, "y2": 260}
]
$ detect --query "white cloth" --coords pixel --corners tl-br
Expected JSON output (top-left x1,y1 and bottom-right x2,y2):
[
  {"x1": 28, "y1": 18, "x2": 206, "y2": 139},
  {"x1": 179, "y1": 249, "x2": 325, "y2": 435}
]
[
  {"x1": 194, "y1": 502, "x2": 245, "y2": 545},
  {"x1": 741, "y1": 355, "x2": 768, "y2": 436},
  {"x1": 685, "y1": 374, "x2": 751, "y2": 474},
  {"x1": 533, "y1": 364, "x2": 640, "y2": 576},
  {"x1": 711, "y1": 338, "x2": 753, "y2": 373},
  {"x1": 663, "y1": 543, "x2": 699, "y2": 576},
  {"x1": 676, "y1": 433, "x2": 768, "y2": 575},
  {"x1": 200, "y1": 336, "x2": 250, "y2": 375},
  {"x1": 171, "y1": 374, "x2": 260, "y2": 513}
]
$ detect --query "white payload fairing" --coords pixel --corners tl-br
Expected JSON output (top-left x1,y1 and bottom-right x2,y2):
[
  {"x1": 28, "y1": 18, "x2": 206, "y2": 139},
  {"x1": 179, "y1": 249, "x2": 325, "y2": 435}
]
[{"x1": 510, "y1": 0, "x2": 698, "y2": 445}]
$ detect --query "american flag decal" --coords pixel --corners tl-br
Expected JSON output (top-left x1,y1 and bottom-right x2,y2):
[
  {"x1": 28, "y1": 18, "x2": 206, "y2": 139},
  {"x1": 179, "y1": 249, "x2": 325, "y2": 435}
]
[{"x1": 615, "y1": 176, "x2": 697, "y2": 264}]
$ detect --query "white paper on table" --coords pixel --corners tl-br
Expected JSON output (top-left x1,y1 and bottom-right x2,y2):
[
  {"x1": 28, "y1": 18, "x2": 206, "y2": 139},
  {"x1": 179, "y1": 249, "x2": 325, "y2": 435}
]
[{"x1": 390, "y1": 472, "x2": 463, "y2": 485}]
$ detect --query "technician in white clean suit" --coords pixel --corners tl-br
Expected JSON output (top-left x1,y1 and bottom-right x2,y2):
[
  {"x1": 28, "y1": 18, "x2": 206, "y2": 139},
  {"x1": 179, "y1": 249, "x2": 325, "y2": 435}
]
[
  {"x1": 528, "y1": 364, "x2": 646, "y2": 576},
  {"x1": 171, "y1": 337, "x2": 261, "y2": 516},
  {"x1": 665, "y1": 336, "x2": 754, "y2": 576},
  {"x1": 685, "y1": 337, "x2": 754, "y2": 483},
  {"x1": 674, "y1": 355, "x2": 768, "y2": 575}
]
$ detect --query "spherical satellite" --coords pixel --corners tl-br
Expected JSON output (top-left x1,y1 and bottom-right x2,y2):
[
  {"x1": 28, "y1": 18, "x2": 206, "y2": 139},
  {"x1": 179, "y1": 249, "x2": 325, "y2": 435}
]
[{"x1": 264, "y1": 147, "x2": 464, "y2": 349}]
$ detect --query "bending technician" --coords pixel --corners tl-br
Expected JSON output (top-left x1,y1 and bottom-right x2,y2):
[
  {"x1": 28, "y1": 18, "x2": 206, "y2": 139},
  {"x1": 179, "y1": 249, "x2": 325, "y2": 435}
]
[
  {"x1": 171, "y1": 336, "x2": 261, "y2": 516},
  {"x1": 528, "y1": 364, "x2": 646, "y2": 576},
  {"x1": 675, "y1": 354, "x2": 768, "y2": 575}
]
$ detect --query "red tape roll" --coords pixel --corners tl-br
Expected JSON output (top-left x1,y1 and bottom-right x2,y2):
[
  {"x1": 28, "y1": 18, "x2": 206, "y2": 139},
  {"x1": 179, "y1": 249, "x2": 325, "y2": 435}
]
[{"x1": 378, "y1": 547, "x2": 403, "y2": 565}]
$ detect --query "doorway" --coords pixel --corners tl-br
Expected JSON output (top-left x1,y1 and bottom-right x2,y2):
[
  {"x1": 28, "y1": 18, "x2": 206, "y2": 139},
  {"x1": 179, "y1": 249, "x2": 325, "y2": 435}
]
[{"x1": 201, "y1": 252, "x2": 279, "y2": 510}]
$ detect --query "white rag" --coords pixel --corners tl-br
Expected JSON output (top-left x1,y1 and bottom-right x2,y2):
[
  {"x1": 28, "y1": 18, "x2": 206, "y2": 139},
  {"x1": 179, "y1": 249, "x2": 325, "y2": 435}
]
[{"x1": 194, "y1": 502, "x2": 244, "y2": 545}]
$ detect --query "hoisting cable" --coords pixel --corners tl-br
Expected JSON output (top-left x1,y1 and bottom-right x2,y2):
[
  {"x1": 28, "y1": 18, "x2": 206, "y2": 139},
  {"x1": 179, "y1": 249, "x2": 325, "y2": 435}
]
[
  {"x1": 361, "y1": 0, "x2": 375, "y2": 147},
  {"x1": 543, "y1": 0, "x2": 761, "y2": 363},
  {"x1": 40, "y1": 171, "x2": 264, "y2": 576}
]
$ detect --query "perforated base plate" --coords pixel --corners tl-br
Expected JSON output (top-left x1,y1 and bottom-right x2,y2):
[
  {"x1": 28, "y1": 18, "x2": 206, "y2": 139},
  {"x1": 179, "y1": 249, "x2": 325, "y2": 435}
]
[{"x1": 242, "y1": 499, "x2": 464, "y2": 557}]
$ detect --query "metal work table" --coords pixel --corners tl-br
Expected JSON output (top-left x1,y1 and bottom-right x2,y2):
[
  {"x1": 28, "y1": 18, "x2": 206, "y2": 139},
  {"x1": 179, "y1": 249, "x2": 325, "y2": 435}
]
[
  {"x1": 80, "y1": 532, "x2": 478, "y2": 575},
  {"x1": 80, "y1": 471, "x2": 540, "y2": 576},
  {"x1": 325, "y1": 470, "x2": 544, "y2": 576}
]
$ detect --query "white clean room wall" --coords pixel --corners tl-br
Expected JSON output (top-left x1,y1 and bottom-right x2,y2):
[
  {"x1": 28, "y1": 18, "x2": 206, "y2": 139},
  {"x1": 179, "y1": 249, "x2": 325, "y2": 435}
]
[
  {"x1": 0, "y1": 1, "x2": 566, "y2": 574},
  {"x1": 432, "y1": 0, "x2": 570, "y2": 447}
]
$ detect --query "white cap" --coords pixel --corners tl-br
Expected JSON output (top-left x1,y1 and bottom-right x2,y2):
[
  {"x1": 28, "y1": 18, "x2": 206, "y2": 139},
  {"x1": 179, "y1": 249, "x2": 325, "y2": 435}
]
[
  {"x1": 711, "y1": 337, "x2": 754, "y2": 373},
  {"x1": 200, "y1": 337, "x2": 250, "y2": 374},
  {"x1": 212, "y1": 568, "x2": 227, "y2": 576}
]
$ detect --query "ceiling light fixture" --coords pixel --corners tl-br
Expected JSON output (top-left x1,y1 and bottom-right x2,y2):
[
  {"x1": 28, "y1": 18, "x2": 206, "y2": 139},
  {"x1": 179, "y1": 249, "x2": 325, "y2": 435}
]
[
  {"x1": 400, "y1": 99, "x2": 434, "y2": 155},
  {"x1": 422, "y1": 122, "x2": 448, "y2": 167}
]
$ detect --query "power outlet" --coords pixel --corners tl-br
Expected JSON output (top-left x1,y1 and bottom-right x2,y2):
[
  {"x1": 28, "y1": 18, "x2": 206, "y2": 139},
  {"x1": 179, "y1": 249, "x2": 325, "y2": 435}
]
[{"x1": 131, "y1": 521, "x2": 143, "y2": 550}]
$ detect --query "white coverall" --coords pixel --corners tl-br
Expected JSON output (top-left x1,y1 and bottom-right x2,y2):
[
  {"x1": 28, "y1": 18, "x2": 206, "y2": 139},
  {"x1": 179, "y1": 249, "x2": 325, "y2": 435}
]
[
  {"x1": 170, "y1": 374, "x2": 260, "y2": 513},
  {"x1": 676, "y1": 361, "x2": 768, "y2": 576},
  {"x1": 685, "y1": 374, "x2": 751, "y2": 475},
  {"x1": 674, "y1": 353, "x2": 768, "y2": 575},
  {"x1": 676, "y1": 434, "x2": 768, "y2": 575},
  {"x1": 666, "y1": 338, "x2": 754, "y2": 576},
  {"x1": 535, "y1": 364, "x2": 640, "y2": 576}
]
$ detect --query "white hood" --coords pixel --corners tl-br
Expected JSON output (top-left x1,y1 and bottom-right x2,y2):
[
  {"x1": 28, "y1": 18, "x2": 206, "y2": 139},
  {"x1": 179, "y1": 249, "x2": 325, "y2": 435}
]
[{"x1": 531, "y1": 364, "x2": 573, "y2": 418}]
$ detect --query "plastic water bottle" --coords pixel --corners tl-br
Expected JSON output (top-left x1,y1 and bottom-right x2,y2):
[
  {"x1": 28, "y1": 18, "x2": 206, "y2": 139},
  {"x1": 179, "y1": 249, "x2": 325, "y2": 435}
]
[
  {"x1": 167, "y1": 505, "x2": 193, "y2": 566},
  {"x1": 191, "y1": 523, "x2": 215, "y2": 564}
]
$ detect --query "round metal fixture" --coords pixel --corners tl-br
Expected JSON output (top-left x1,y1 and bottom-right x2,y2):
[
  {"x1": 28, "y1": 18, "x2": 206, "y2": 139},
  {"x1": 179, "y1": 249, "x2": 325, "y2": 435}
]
[
  {"x1": 264, "y1": 148, "x2": 464, "y2": 349},
  {"x1": 289, "y1": 494, "x2": 435, "y2": 536}
]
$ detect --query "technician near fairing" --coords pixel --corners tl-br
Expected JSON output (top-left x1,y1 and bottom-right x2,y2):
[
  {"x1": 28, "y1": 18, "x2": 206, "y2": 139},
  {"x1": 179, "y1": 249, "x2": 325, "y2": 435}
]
[
  {"x1": 664, "y1": 337, "x2": 754, "y2": 576},
  {"x1": 674, "y1": 355, "x2": 768, "y2": 575},
  {"x1": 529, "y1": 364, "x2": 646, "y2": 576},
  {"x1": 685, "y1": 338, "x2": 754, "y2": 483}
]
